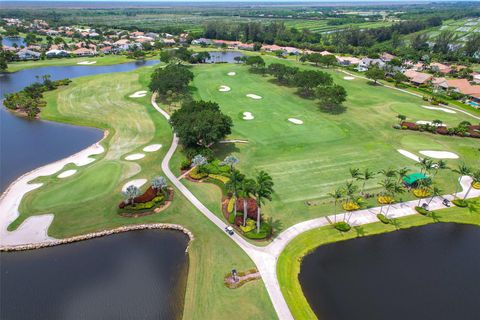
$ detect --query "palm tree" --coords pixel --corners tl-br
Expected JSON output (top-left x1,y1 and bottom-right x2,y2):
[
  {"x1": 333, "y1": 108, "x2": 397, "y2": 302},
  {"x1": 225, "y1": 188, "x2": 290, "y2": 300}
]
[
  {"x1": 416, "y1": 157, "x2": 434, "y2": 175},
  {"x1": 452, "y1": 163, "x2": 471, "y2": 198},
  {"x1": 396, "y1": 167, "x2": 409, "y2": 183},
  {"x1": 427, "y1": 185, "x2": 443, "y2": 205},
  {"x1": 123, "y1": 185, "x2": 140, "y2": 205},
  {"x1": 328, "y1": 187, "x2": 344, "y2": 223},
  {"x1": 343, "y1": 181, "x2": 358, "y2": 221},
  {"x1": 463, "y1": 170, "x2": 480, "y2": 200},
  {"x1": 226, "y1": 170, "x2": 244, "y2": 217},
  {"x1": 253, "y1": 171, "x2": 274, "y2": 233},
  {"x1": 416, "y1": 178, "x2": 432, "y2": 206},
  {"x1": 238, "y1": 178, "x2": 256, "y2": 226},
  {"x1": 379, "y1": 168, "x2": 397, "y2": 179},
  {"x1": 359, "y1": 168, "x2": 375, "y2": 194},
  {"x1": 378, "y1": 178, "x2": 394, "y2": 214},
  {"x1": 385, "y1": 182, "x2": 404, "y2": 217},
  {"x1": 432, "y1": 160, "x2": 447, "y2": 178},
  {"x1": 151, "y1": 176, "x2": 168, "y2": 196},
  {"x1": 222, "y1": 155, "x2": 240, "y2": 214},
  {"x1": 349, "y1": 168, "x2": 360, "y2": 180}
]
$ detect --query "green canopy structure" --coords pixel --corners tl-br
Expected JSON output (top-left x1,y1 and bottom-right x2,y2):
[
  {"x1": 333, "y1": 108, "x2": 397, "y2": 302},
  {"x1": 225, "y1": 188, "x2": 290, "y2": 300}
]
[{"x1": 403, "y1": 173, "x2": 427, "y2": 186}]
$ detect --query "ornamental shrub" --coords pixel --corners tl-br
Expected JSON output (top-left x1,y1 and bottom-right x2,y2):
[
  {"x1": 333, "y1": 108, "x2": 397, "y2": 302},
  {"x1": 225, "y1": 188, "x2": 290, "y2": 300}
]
[
  {"x1": 124, "y1": 195, "x2": 165, "y2": 210},
  {"x1": 244, "y1": 223, "x2": 272, "y2": 239},
  {"x1": 209, "y1": 174, "x2": 230, "y2": 184},
  {"x1": 181, "y1": 159, "x2": 191, "y2": 170},
  {"x1": 377, "y1": 214, "x2": 393, "y2": 224},
  {"x1": 334, "y1": 222, "x2": 351, "y2": 232},
  {"x1": 452, "y1": 199, "x2": 468, "y2": 207},
  {"x1": 401, "y1": 126, "x2": 408, "y2": 130},
  {"x1": 189, "y1": 167, "x2": 208, "y2": 180},
  {"x1": 342, "y1": 201, "x2": 360, "y2": 211},
  {"x1": 240, "y1": 219, "x2": 256, "y2": 233},
  {"x1": 393, "y1": 124, "x2": 401, "y2": 129},
  {"x1": 415, "y1": 206, "x2": 429, "y2": 215},
  {"x1": 227, "y1": 197, "x2": 235, "y2": 213}
]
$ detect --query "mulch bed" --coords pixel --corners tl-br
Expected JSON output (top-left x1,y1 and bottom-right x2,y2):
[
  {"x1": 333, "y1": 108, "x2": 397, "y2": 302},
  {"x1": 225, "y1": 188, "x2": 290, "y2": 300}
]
[
  {"x1": 119, "y1": 188, "x2": 174, "y2": 218},
  {"x1": 400, "y1": 121, "x2": 480, "y2": 138}
]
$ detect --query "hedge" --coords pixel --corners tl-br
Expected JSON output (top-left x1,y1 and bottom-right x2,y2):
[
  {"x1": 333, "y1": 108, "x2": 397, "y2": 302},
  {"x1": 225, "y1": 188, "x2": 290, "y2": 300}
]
[
  {"x1": 244, "y1": 222, "x2": 272, "y2": 239},
  {"x1": 334, "y1": 221, "x2": 351, "y2": 232},
  {"x1": 209, "y1": 174, "x2": 230, "y2": 184},
  {"x1": 189, "y1": 167, "x2": 208, "y2": 180},
  {"x1": 452, "y1": 199, "x2": 468, "y2": 207},
  {"x1": 123, "y1": 195, "x2": 165, "y2": 211},
  {"x1": 227, "y1": 197, "x2": 235, "y2": 213},
  {"x1": 377, "y1": 213, "x2": 393, "y2": 224},
  {"x1": 240, "y1": 219, "x2": 256, "y2": 233},
  {"x1": 415, "y1": 206, "x2": 429, "y2": 215}
]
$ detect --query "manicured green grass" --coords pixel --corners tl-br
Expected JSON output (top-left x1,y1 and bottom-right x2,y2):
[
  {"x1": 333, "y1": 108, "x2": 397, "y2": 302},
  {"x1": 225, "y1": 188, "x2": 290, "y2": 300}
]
[
  {"x1": 284, "y1": 19, "x2": 392, "y2": 33},
  {"x1": 187, "y1": 60, "x2": 479, "y2": 232},
  {"x1": 277, "y1": 197, "x2": 480, "y2": 320},
  {"x1": 9, "y1": 67, "x2": 277, "y2": 320},
  {"x1": 6, "y1": 54, "x2": 158, "y2": 72}
]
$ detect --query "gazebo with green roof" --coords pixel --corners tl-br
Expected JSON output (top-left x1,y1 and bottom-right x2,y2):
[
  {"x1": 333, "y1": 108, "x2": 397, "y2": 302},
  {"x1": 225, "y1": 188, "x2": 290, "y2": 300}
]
[{"x1": 402, "y1": 173, "x2": 427, "y2": 186}]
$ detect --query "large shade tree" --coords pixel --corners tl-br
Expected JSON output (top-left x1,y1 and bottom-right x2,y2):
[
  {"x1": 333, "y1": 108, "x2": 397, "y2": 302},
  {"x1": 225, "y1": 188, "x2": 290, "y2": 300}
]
[
  {"x1": 170, "y1": 100, "x2": 233, "y2": 149},
  {"x1": 149, "y1": 63, "x2": 194, "y2": 96}
]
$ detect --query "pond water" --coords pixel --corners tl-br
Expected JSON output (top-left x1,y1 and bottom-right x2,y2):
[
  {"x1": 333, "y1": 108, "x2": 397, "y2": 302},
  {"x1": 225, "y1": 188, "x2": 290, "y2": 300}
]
[
  {"x1": 205, "y1": 51, "x2": 244, "y2": 63},
  {"x1": 299, "y1": 223, "x2": 480, "y2": 320},
  {"x1": 0, "y1": 60, "x2": 159, "y2": 192},
  {"x1": 1, "y1": 36, "x2": 26, "y2": 47},
  {"x1": 0, "y1": 229, "x2": 189, "y2": 320}
]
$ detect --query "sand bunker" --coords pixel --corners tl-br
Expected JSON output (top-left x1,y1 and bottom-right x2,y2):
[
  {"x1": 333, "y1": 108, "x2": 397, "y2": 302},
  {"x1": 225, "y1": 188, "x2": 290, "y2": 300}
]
[
  {"x1": 416, "y1": 120, "x2": 445, "y2": 127},
  {"x1": 246, "y1": 94, "x2": 262, "y2": 100},
  {"x1": 288, "y1": 118, "x2": 304, "y2": 125},
  {"x1": 397, "y1": 149, "x2": 421, "y2": 162},
  {"x1": 421, "y1": 105, "x2": 456, "y2": 114},
  {"x1": 77, "y1": 61, "x2": 97, "y2": 65},
  {"x1": 57, "y1": 169, "x2": 77, "y2": 178},
  {"x1": 419, "y1": 150, "x2": 459, "y2": 159},
  {"x1": 121, "y1": 179, "x2": 147, "y2": 192},
  {"x1": 219, "y1": 85, "x2": 231, "y2": 92},
  {"x1": 343, "y1": 76, "x2": 355, "y2": 80},
  {"x1": 129, "y1": 90, "x2": 148, "y2": 98},
  {"x1": 124, "y1": 153, "x2": 145, "y2": 161},
  {"x1": 228, "y1": 72, "x2": 236, "y2": 76},
  {"x1": 143, "y1": 144, "x2": 162, "y2": 152},
  {"x1": 243, "y1": 112, "x2": 254, "y2": 120}
]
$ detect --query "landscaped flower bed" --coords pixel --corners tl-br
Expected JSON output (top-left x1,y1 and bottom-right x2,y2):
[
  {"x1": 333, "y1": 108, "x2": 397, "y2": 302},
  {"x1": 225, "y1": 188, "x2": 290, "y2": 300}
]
[
  {"x1": 342, "y1": 201, "x2": 360, "y2": 211},
  {"x1": 333, "y1": 221, "x2": 351, "y2": 232},
  {"x1": 189, "y1": 167, "x2": 208, "y2": 180},
  {"x1": 412, "y1": 188, "x2": 431, "y2": 198},
  {"x1": 473, "y1": 182, "x2": 480, "y2": 190},
  {"x1": 377, "y1": 196, "x2": 394, "y2": 204}
]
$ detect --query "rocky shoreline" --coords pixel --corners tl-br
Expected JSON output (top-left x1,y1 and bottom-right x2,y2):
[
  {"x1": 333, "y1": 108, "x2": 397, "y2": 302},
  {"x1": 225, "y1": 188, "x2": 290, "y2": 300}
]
[{"x1": 1, "y1": 223, "x2": 194, "y2": 252}]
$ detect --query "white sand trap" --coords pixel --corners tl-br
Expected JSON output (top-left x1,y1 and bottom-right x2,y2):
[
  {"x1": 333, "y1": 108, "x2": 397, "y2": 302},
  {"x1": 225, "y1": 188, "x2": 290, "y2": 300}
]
[
  {"x1": 343, "y1": 76, "x2": 355, "y2": 80},
  {"x1": 243, "y1": 112, "x2": 254, "y2": 120},
  {"x1": 421, "y1": 105, "x2": 456, "y2": 114},
  {"x1": 246, "y1": 94, "x2": 262, "y2": 100},
  {"x1": 125, "y1": 153, "x2": 145, "y2": 161},
  {"x1": 416, "y1": 120, "x2": 445, "y2": 127},
  {"x1": 129, "y1": 90, "x2": 148, "y2": 98},
  {"x1": 288, "y1": 118, "x2": 304, "y2": 125},
  {"x1": 397, "y1": 149, "x2": 421, "y2": 162},
  {"x1": 419, "y1": 150, "x2": 459, "y2": 159},
  {"x1": 77, "y1": 61, "x2": 97, "y2": 65},
  {"x1": 219, "y1": 85, "x2": 231, "y2": 92},
  {"x1": 228, "y1": 72, "x2": 236, "y2": 76},
  {"x1": 121, "y1": 179, "x2": 147, "y2": 192},
  {"x1": 143, "y1": 144, "x2": 162, "y2": 152},
  {"x1": 57, "y1": 169, "x2": 77, "y2": 178}
]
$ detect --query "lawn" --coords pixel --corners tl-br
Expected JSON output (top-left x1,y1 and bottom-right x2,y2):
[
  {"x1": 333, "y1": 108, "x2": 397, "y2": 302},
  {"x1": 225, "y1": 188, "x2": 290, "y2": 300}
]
[
  {"x1": 284, "y1": 19, "x2": 392, "y2": 33},
  {"x1": 186, "y1": 60, "x2": 479, "y2": 232},
  {"x1": 277, "y1": 196, "x2": 480, "y2": 320},
  {"x1": 8, "y1": 67, "x2": 277, "y2": 320}
]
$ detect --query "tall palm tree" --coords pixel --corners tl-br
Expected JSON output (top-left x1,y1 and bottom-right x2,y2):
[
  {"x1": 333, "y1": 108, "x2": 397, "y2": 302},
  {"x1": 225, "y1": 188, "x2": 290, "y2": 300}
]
[
  {"x1": 328, "y1": 187, "x2": 344, "y2": 223},
  {"x1": 385, "y1": 182, "x2": 404, "y2": 217},
  {"x1": 452, "y1": 163, "x2": 471, "y2": 198},
  {"x1": 123, "y1": 185, "x2": 140, "y2": 205},
  {"x1": 223, "y1": 155, "x2": 241, "y2": 215},
  {"x1": 416, "y1": 178, "x2": 432, "y2": 206},
  {"x1": 463, "y1": 170, "x2": 480, "y2": 200},
  {"x1": 254, "y1": 171, "x2": 274, "y2": 233},
  {"x1": 152, "y1": 176, "x2": 168, "y2": 196},
  {"x1": 427, "y1": 185, "x2": 443, "y2": 205},
  {"x1": 379, "y1": 168, "x2": 397, "y2": 180},
  {"x1": 343, "y1": 181, "x2": 358, "y2": 221},
  {"x1": 396, "y1": 167, "x2": 409, "y2": 183},
  {"x1": 432, "y1": 160, "x2": 447, "y2": 178},
  {"x1": 416, "y1": 157, "x2": 434, "y2": 175},
  {"x1": 359, "y1": 168, "x2": 375, "y2": 194},
  {"x1": 226, "y1": 170, "x2": 244, "y2": 217},
  {"x1": 238, "y1": 178, "x2": 256, "y2": 226},
  {"x1": 378, "y1": 178, "x2": 394, "y2": 214}
]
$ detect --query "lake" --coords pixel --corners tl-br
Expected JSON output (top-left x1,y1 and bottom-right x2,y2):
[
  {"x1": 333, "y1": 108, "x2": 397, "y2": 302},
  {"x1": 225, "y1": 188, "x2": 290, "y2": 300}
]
[
  {"x1": 299, "y1": 223, "x2": 480, "y2": 320},
  {"x1": 0, "y1": 60, "x2": 159, "y2": 192},
  {"x1": 0, "y1": 229, "x2": 189, "y2": 320},
  {"x1": 205, "y1": 51, "x2": 244, "y2": 63},
  {"x1": 1, "y1": 36, "x2": 26, "y2": 47}
]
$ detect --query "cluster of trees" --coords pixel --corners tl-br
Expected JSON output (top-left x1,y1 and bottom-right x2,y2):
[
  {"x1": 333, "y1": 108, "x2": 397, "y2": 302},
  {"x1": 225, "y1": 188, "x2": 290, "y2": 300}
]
[
  {"x1": 300, "y1": 53, "x2": 337, "y2": 67},
  {"x1": 122, "y1": 176, "x2": 168, "y2": 206},
  {"x1": 4, "y1": 75, "x2": 71, "y2": 118},
  {"x1": 170, "y1": 100, "x2": 233, "y2": 152},
  {"x1": 149, "y1": 63, "x2": 194, "y2": 100},
  {"x1": 160, "y1": 47, "x2": 211, "y2": 64},
  {"x1": 242, "y1": 57, "x2": 347, "y2": 114}
]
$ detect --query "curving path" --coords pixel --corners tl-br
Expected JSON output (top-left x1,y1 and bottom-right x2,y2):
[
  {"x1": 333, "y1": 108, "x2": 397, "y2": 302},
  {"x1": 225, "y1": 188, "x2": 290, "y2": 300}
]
[{"x1": 152, "y1": 93, "x2": 480, "y2": 320}]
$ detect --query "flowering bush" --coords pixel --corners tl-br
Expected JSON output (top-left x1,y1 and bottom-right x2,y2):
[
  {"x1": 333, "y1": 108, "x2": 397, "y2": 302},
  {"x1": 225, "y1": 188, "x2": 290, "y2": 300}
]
[
  {"x1": 227, "y1": 197, "x2": 235, "y2": 213},
  {"x1": 342, "y1": 201, "x2": 360, "y2": 211},
  {"x1": 377, "y1": 196, "x2": 394, "y2": 204},
  {"x1": 412, "y1": 188, "x2": 431, "y2": 198},
  {"x1": 209, "y1": 174, "x2": 230, "y2": 184},
  {"x1": 189, "y1": 167, "x2": 208, "y2": 180},
  {"x1": 473, "y1": 182, "x2": 480, "y2": 190},
  {"x1": 240, "y1": 219, "x2": 256, "y2": 233}
]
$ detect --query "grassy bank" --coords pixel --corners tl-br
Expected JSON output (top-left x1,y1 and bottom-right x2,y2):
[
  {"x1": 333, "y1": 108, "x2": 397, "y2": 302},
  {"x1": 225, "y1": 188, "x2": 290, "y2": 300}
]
[
  {"x1": 277, "y1": 197, "x2": 480, "y2": 320},
  {"x1": 8, "y1": 66, "x2": 277, "y2": 319}
]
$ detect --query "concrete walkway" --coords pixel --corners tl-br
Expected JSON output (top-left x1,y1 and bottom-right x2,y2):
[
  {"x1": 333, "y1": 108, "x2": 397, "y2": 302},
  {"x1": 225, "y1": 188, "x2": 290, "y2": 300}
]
[{"x1": 151, "y1": 93, "x2": 480, "y2": 320}]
